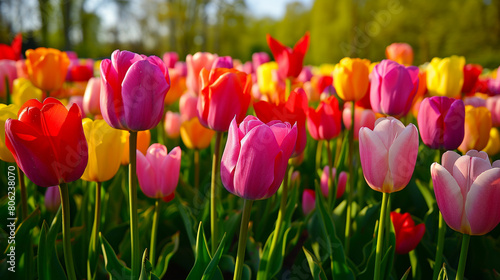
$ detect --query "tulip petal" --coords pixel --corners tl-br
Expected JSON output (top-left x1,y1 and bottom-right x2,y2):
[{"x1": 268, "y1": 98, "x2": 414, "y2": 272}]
[
  {"x1": 397, "y1": 223, "x2": 425, "y2": 255},
  {"x1": 388, "y1": 124, "x2": 419, "y2": 192},
  {"x1": 112, "y1": 50, "x2": 145, "y2": 83},
  {"x1": 160, "y1": 147, "x2": 181, "y2": 197},
  {"x1": 442, "y1": 150, "x2": 461, "y2": 174},
  {"x1": 431, "y1": 163, "x2": 467, "y2": 233},
  {"x1": 100, "y1": 59, "x2": 123, "y2": 128},
  {"x1": 373, "y1": 117, "x2": 405, "y2": 150},
  {"x1": 493, "y1": 160, "x2": 500, "y2": 168},
  {"x1": 221, "y1": 118, "x2": 242, "y2": 194},
  {"x1": 233, "y1": 124, "x2": 280, "y2": 200},
  {"x1": 443, "y1": 99, "x2": 465, "y2": 150},
  {"x1": 136, "y1": 150, "x2": 158, "y2": 198},
  {"x1": 453, "y1": 155, "x2": 492, "y2": 195},
  {"x1": 359, "y1": 127, "x2": 389, "y2": 192}
]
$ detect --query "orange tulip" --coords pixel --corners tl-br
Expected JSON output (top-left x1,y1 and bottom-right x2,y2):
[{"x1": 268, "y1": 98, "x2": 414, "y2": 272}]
[
  {"x1": 164, "y1": 68, "x2": 186, "y2": 105},
  {"x1": 25, "y1": 48, "x2": 70, "y2": 92},
  {"x1": 180, "y1": 117, "x2": 215, "y2": 150},
  {"x1": 333, "y1": 57, "x2": 370, "y2": 102},
  {"x1": 458, "y1": 105, "x2": 492, "y2": 153},
  {"x1": 121, "y1": 130, "x2": 151, "y2": 165}
]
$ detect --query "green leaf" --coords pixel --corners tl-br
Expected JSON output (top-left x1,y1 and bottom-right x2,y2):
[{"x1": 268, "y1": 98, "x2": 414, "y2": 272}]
[
  {"x1": 153, "y1": 231, "x2": 180, "y2": 278},
  {"x1": 9, "y1": 207, "x2": 40, "y2": 279},
  {"x1": 201, "y1": 233, "x2": 226, "y2": 280},
  {"x1": 335, "y1": 130, "x2": 350, "y2": 173},
  {"x1": 100, "y1": 233, "x2": 132, "y2": 280},
  {"x1": 186, "y1": 222, "x2": 223, "y2": 280},
  {"x1": 174, "y1": 196, "x2": 197, "y2": 252},
  {"x1": 303, "y1": 247, "x2": 328, "y2": 280},
  {"x1": 400, "y1": 267, "x2": 411, "y2": 280},
  {"x1": 437, "y1": 264, "x2": 448, "y2": 280},
  {"x1": 38, "y1": 208, "x2": 66, "y2": 280},
  {"x1": 139, "y1": 248, "x2": 161, "y2": 280}
]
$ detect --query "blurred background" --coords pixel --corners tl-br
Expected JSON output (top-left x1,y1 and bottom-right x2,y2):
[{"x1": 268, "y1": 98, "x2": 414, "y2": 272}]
[{"x1": 1, "y1": 0, "x2": 500, "y2": 67}]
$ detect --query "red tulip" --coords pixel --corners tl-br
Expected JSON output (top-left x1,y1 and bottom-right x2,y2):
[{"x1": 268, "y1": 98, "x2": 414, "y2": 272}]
[
  {"x1": 267, "y1": 32, "x2": 310, "y2": 80},
  {"x1": 5, "y1": 98, "x2": 88, "y2": 187},
  {"x1": 462, "y1": 64, "x2": 483, "y2": 95},
  {"x1": 306, "y1": 95, "x2": 342, "y2": 140},
  {"x1": 390, "y1": 212, "x2": 425, "y2": 254},
  {"x1": 254, "y1": 87, "x2": 308, "y2": 156},
  {"x1": 197, "y1": 67, "x2": 252, "y2": 132},
  {"x1": 0, "y1": 34, "x2": 22, "y2": 61}
]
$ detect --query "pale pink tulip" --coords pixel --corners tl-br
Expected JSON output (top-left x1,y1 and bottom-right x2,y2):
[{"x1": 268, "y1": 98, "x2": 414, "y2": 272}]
[
  {"x1": 164, "y1": 111, "x2": 181, "y2": 138},
  {"x1": 342, "y1": 102, "x2": 376, "y2": 140},
  {"x1": 83, "y1": 77, "x2": 101, "y2": 116},
  {"x1": 186, "y1": 52, "x2": 217, "y2": 95}
]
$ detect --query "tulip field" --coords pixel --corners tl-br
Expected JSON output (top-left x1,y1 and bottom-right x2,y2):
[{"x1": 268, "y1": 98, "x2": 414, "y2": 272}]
[{"x1": 1, "y1": 32, "x2": 500, "y2": 280}]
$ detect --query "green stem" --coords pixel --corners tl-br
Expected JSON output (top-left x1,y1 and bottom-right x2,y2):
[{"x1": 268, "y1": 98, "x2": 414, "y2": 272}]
[
  {"x1": 150, "y1": 199, "x2": 160, "y2": 266},
  {"x1": 285, "y1": 78, "x2": 292, "y2": 100},
  {"x1": 315, "y1": 140, "x2": 323, "y2": 172},
  {"x1": 18, "y1": 167, "x2": 28, "y2": 220},
  {"x1": 128, "y1": 131, "x2": 140, "y2": 279},
  {"x1": 194, "y1": 149, "x2": 200, "y2": 192},
  {"x1": 234, "y1": 199, "x2": 253, "y2": 280},
  {"x1": 88, "y1": 181, "x2": 102, "y2": 280},
  {"x1": 211, "y1": 131, "x2": 223, "y2": 255},
  {"x1": 265, "y1": 164, "x2": 290, "y2": 276},
  {"x1": 374, "y1": 192, "x2": 390, "y2": 280},
  {"x1": 59, "y1": 183, "x2": 77, "y2": 280},
  {"x1": 345, "y1": 101, "x2": 356, "y2": 255},
  {"x1": 325, "y1": 140, "x2": 336, "y2": 208},
  {"x1": 5, "y1": 76, "x2": 11, "y2": 105},
  {"x1": 433, "y1": 212, "x2": 446, "y2": 280},
  {"x1": 456, "y1": 234, "x2": 470, "y2": 280}
]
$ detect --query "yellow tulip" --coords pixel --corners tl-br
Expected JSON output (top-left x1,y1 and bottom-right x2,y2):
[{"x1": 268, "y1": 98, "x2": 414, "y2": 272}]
[
  {"x1": 0, "y1": 104, "x2": 19, "y2": 162},
  {"x1": 180, "y1": 117, "x2": 215, "y2": 150},
  {"x1": 333, "y1": 57, "x2": 370, "y2": 101},
  {"x1": 426, "y1": 55, "x2": 465, "y2": 98},
  {"x1": 81, "y1": 118, "x2": 124, "y2": 182},
  {"x1": 257, "y1": 61, "x2": 279, "y2": 96},
  {"x1": 318, "y1": 64, "x2": 335, "y2": 76},
  {"x1": 121, "y1": 129, "x2": 151, "y2": 165},
  {"x1": 12, "y1": 78, "x2": 44, "y2": 106},
  {"x1": 25, "y1": 47, "x2": 70, "y2": 92},
  {"x1": 459, "y1": 105, "x2": 491, "y2": 153},
  {"x1": 482, "y1": 128, "x2": 500, "y2": 156}
]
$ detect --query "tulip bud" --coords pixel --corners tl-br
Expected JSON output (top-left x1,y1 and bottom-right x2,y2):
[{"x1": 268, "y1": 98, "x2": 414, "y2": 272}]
[
  {"x1": 45, "y1": 186, "x2": 61, "y2": 213},
  {"x1": 390, "y1": 211, "x2": 425, "y2": 254},
  {"x1": 302, "y1": 189, "x2": 316, "y2": 216}
]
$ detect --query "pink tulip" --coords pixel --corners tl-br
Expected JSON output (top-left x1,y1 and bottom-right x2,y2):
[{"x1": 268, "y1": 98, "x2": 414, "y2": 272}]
[
  {"x1": 464, "y1": 96, "x2": 486, "y2": 108},
  {"x1": 342, "y1": 102, "x2": 376, "y2": 140},
  {"x1": 100, "y1": 50, "x2": 170, "y2": 131},
  {"x1": 164, "y1": 111, "x2": 181, "y2": 138},
  {"x1": 163, "y1": 52, "x2": 179, "y2": 68},
  {"x1": 136, "y1": 144, "x2": 181, "y2": 199},
  {"x1": 220, "y1": 116, "x2": 297, "y2": 200},
  {"x1": 297, "y1": 66, "x2": 313, "y2": 83},
  {"x1": 83, "y1": 77, "x2": 101, "y2": 116},
  {"x1": 45, "y1": 185, "x2": 61, "y2": 213},
  {"x1": 431, "y1": 150, "x2": 500, "y2": 235},
  {"x1": 486, "y1": 96, "x2": 500, "y2": 127},
  {"x1": 252, "y1": 52, "x2": 270, "y2": 71},
  {"x1": 359, "y1": 117, "x2": 419, "y2": 193},
  {"x1": 302, "y1": 189, "x2": 316, "y2": 215},
  {"x1": 16, "y1": 60, "x2": 28, "y2": 79},
  {"x1": 320, "y1": 166, "x2": 347, "y2": 199},
  {"x1": 67, "y1": 96, "x2": 85, "y2": 119},
  {"x1": 0, "y1": 60, "x2": 17, "y2": 98},
  {"x1": 212, "y1": 56, "x2": 233, "y2": 69},
  {"x1": 174, "y1": 61, "x2": 187, "y2": 77},
  {"x1": 179, "y1": 92, "x2": 198, "y2": 121},
  {"x1": 370, "y1": 60, "x2": 419, "y2": 116},
  {"x1": 186, "y1": 52, "x2": 217, "y2": 95}
]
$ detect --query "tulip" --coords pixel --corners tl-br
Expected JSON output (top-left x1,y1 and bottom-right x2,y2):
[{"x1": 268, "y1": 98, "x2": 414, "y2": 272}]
[
  {"x1": 462, "y1": 64, "x2": 483, "y2": 95},
  {"x1": 67, "y1": 96, "x2": 85, "y2": 119},
  {"x1": 175, "y1": 61, "x2": 187, "y2": 77},
  {"x1": 342, "y1": 102, "x2": 376, "y2": 140},
  {"x1": 164, "y1": 68, "x2": 186, "y2": 105},
  {"x1": 179, "y1": 92, "x2": 198, "y2": 121},
  {"x1": 0, "y1": 60, "x2": 17, "y2": 98},
  {"x1": 417, "y1": 96, "x2": 465, "y2": 150},
  {"x1": 136, "y1": 144, "x2": 181, "y2": 200},
  {"x1": 164, "y1": 111, "x2": 181, "y2": 139},
  {"x1": 212, "y1": 56, "x2": 233, "y2": 69},
  {"x1": 488, "y1": 67, "x2": 500, "y2": 95},
  {"x1": 370, "y1": 60, "x2": 419, "y2": 116},
  {"x1": 486, "y1": 96, "x2": 500, "y2": 127},
  {"x1": 162, "y1": 52, "x2": 179, "y2": 68},
  {"x1": 333, "y1": 57, "x2": 370, "y2": 102},
  {"x1": 44, "y1": 186, "x2": 61, "y2": 213},
  {"x1": 302, "y1": 189, "x2": 316, "y2": 215},
  {"x1": 458, "y1": 105, "x2": 491, "y2": 153},
  {"x1": 297, "y1": 66, "x2": 313, "y2": 83},
  {"x1": 220, "y1": 116, "x2": 297, "y2": 200},
  {"x1": 16, "y1": 59, "x2": 28, "y2": 79},
  {"x1": 390, "y1": 212, "x2": 425, "y2": 254},
  {"x1": 83, "y1": 77, "x2": 101, "y2": 116},
  {"x1": 306, "y1": 95, "x2": 342, "y2": 141},
  {"x1": 67, "y1": 59, "x2": 94, "y2": 82},
  {"x1": 11, "y1": 78, "x2": 44, "y2": 107},
  {"x1": 385, "y1": 43, "x2": 413, "y2": 65},
  {"x1": 25, "y1": 48, "x2": 70, "y2": 92},
  {"x1": 0, "y1": 34, "x2": 22, "y2": 60},
  {"x1": 254, "y1": 87, "x2": 308, "y2": 156},
  {"x1": 186, "y1": 52, "x2": 217, "y2": 95},
  {"x1": 0, "y1": 104, "x2": 19, "y2": 162},
  {"x1": 267, "y1": 32, "x2": 310, "y2": 80},
  {"x1": 180, "y1": 117, "x2": 215, "y2": 150},
  {"x1": 197, "y1": 67, "x2": 252, "y2": 132},
  {"x1": 483, "y1": 128, "x2": 500, "y2": 156},
  {"x1": 359, "y1": 117, "x2": 419, "y2": 193},
  {"x1": 252, "y1": 52, "x2": 270, "y2": 72},
  {"x1": 312, "y1": 75, "x2": 334, "y2": 95},
  {"x1": 320, "y1": 166, "x2": 347, "y2": 199},
  {"x1": 121, "y1": 130, "x2": 151, "y2": 165},
  {"x1": 464, "y1": 96, "x2": 486, "y2": 108},
  {"x1": 100, "y1": 50, "x2": 170, "y2": 131},
  {"x1": 81, "y1": 118, "x2": 123, "y2": 182},
  {"x1": 256, "y1": 61, "x2": 280, "y2": 99},
  {"x1": 5, "y1": 98, "x2": 88, "y2": 187},
  {"x1": 426, "y1": 56, "x2": 465, "y2": 98},
  {"x1": 432, "y1": 150, "x2": 500, "y2": 235}
]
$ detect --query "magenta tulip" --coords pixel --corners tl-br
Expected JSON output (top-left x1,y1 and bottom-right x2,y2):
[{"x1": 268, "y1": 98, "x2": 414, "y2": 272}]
[
  {"x1": 302, "y1": 189, "x2": 316, "y2": 215},
  {"x1": 136, "y1": 144, "x2": 181, "y2": 200},
  {"x1": 370, "y1": 59, "x2": 419, "y2": 116},
  {"x1": 486, "y1": 96, "x2": 500, "y2": 127},
  {"x1": 417, "y1": 96, "x2": 465, "y2": 150},
  {"x1": 212, "y1": 56, "x2": 233, "y2": 69},
  {"x1": 220, "y1": 116, "x2": 297, "y2": 200},
  {"x1": 252, "y1": 52, "x2": 270, "y2": 71},
  {"x1": 359, "y1": 117, "x2": 419, "y2": 193},
  {"x1": 100, "y1": 50, "x2": 170, "y2": 131},
  {"x1": 431, "y1": 150, "x2": 500, "y2": 235},
  {"x1": 45, "y1": 185, "x2": 61, "y2": 213},
  {"x1": 320, "y1": 166, "x2": 347, "y2": 199}
]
